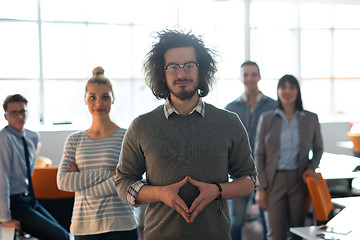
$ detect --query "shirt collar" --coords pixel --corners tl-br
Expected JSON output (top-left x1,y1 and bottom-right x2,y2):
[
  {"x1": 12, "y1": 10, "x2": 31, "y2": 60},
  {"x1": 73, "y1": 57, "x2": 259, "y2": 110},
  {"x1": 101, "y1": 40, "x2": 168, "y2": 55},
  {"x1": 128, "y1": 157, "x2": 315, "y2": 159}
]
[
  {"x1": 164, "y1": 98, "x2": 205, "y2": 119},
  {"x1": 240, "y1": 92, "x2": 263, "y2": 103},
  {"x1": 6, "y1": 125, "x2": 25, "y2": 137},
  {"x1": 274, "y1": 108, "x2": 305, "y2": 118}
]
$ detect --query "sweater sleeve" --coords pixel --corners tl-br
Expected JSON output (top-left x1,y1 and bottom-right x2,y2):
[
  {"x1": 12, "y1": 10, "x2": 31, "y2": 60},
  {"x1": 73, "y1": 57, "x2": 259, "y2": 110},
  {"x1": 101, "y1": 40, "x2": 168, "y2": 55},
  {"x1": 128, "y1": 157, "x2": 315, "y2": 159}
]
[
  {"x1": 115, "y1": 118, "x2": 147, "y2": 203},
  {"x1": 77, "y1": 175, "x2": 118, "y2": 197},
  {"x1": 57, "y1": 133, "x2": 110, "y2": 192},
  {"x1": 227, "y1": 112, "x2": 258, "y2": 182}
]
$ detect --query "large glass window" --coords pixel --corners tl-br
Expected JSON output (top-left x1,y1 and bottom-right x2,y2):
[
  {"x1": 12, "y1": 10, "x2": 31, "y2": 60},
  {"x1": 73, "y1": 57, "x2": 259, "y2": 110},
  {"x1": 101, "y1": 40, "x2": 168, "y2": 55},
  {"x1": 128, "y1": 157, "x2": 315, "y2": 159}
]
[
  {"x1": 1, "y1": 0, "x2": 360, "y2": 129},
  {"x1": 0, "y1": 22, "x2": 39, "y2": 78}
]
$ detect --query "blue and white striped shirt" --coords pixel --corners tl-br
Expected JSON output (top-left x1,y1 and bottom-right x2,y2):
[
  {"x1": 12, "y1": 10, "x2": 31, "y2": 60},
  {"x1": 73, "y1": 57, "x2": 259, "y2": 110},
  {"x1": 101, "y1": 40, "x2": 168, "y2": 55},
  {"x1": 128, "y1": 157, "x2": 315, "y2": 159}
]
[{"x1": 57, "y1": 129, "x2": 137, "y2": 235}]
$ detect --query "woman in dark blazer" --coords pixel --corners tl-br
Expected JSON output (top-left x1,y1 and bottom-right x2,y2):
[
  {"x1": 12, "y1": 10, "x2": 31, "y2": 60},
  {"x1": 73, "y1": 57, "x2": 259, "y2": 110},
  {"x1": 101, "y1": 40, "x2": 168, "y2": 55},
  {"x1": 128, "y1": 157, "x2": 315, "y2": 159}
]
[{"x1": 255, "y1": 74, "x2": 323, "y2": 240}]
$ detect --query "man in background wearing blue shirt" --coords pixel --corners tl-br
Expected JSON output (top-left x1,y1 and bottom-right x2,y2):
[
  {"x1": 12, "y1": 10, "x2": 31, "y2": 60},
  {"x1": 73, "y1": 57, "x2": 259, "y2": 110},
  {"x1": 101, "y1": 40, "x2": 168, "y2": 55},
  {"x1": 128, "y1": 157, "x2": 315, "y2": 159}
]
[
  {"x1": 225, "y1": 61, "x2": 277, "y2": 240},
  {"x1": 0, "y1": 94, "x2": 69, "y2": 240}
]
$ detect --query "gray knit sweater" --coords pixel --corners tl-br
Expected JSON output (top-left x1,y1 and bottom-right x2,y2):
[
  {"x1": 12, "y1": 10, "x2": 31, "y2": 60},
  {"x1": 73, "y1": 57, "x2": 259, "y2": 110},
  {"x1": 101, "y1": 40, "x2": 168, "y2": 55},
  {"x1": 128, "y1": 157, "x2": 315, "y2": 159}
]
[{"x1": 116, "y1": 103, "x2": 257, "y2": 240}]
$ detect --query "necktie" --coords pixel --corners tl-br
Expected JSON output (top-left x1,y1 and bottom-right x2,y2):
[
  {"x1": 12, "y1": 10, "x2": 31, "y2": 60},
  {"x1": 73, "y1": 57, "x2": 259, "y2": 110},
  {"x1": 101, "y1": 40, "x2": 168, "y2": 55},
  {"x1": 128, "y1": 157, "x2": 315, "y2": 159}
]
[{"x1": 22, "y1": 136, "x2": 37, "y2": 206}]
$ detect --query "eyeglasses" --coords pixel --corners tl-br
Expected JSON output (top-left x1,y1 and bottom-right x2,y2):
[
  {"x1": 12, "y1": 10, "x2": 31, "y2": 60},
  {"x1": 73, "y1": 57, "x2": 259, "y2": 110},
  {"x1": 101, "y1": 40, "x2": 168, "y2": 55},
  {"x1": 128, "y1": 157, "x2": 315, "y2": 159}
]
[
  {"x1": 5, "y1": 109, "x2": 27, "y2": 117},
  {"x1": 164, "y1": 62, "x2": 199, "y2": 75}
]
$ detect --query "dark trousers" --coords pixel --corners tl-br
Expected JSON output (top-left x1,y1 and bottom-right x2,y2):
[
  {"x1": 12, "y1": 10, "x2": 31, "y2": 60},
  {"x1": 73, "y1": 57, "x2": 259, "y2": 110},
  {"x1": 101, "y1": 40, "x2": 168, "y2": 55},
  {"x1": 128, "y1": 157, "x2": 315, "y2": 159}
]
[
  {"x1": 10, "y1": 194, "x2": 69, "y2": 240},
  {"x1": 75, "y1": 229, "x2": 138, "y2": 240},
  {"x1": 229, "y1": 195, "x2": 250, "y2": 240}
]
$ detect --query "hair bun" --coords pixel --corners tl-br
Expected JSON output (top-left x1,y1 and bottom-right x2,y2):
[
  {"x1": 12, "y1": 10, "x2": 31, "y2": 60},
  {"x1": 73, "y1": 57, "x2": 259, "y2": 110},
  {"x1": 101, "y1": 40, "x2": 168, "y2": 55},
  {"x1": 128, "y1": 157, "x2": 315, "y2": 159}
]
[{"x1": 92, "y1": 66, "x2": 105, "y2": 77}]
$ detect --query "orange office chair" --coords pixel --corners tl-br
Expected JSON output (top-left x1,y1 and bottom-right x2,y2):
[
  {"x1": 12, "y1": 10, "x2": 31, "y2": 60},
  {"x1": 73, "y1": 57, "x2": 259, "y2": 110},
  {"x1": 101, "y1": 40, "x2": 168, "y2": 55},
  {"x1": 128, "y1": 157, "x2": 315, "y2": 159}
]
[
  {"x1": 305, "y1": 172, "x2": 333, "y2": 223},
  {"x1": 32, "y1": 166, "x2": 74, "y2": 199},
  {"x1": 32, "y1": 166, "x2": 74, "y2": 231}
]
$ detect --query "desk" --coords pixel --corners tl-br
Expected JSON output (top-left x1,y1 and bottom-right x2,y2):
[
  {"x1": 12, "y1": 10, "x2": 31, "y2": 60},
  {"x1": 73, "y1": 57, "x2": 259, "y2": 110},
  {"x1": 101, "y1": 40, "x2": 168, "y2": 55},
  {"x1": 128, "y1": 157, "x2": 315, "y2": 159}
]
[
  {"x1": 336, "y1": 141, "x2": 353, "y2": 150},
  {"x1": 290, "y1": 196, "x2": 360, "y2": 239},
  {"x1": 0, "y1": 224, "x2": 15, "y2": 240},
  {"x1": 317, "y1": 152, "x2": 360, "y2": 180}
]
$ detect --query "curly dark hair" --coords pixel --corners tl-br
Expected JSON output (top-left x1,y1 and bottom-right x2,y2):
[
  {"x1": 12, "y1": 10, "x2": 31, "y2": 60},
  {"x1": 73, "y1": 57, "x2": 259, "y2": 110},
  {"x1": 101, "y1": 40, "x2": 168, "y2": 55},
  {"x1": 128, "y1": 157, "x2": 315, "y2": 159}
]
[{"x1": 143, "y1": 29, "x2": 217, "y2": 99}]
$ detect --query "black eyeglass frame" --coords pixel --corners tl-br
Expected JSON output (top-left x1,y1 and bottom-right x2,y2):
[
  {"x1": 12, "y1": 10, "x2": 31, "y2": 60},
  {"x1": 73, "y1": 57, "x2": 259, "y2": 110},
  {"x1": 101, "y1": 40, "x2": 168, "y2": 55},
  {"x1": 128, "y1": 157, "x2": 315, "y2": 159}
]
[
  {"x1": 164, "y1": 61, "x2": 199, "y2": 73},
  {"x1": 5, "y1": 109, "x2": 28, "y2": 117}
]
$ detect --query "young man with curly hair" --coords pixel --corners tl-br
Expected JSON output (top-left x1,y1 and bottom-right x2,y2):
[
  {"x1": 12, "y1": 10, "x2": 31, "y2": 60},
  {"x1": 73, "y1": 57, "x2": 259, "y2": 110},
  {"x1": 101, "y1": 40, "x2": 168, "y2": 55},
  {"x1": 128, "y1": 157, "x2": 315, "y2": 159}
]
[{"x1": 116, "y1": 30, "x2": 258, "y2": 240}]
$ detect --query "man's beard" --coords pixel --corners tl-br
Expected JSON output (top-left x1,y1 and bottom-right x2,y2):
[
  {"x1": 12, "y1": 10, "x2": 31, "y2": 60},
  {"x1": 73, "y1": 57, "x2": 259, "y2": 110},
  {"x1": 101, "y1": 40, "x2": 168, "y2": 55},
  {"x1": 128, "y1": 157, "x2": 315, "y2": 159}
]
[{"x1": 169, "y1": 79, "x2": 199, "y2": 100}]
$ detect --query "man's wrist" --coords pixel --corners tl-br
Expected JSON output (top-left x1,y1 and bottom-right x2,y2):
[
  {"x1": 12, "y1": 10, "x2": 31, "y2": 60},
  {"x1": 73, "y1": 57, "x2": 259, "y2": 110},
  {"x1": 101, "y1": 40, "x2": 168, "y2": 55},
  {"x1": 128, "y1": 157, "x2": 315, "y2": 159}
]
[{"x1": 213, "y1": 183, "x2": 222, "y2": 200}]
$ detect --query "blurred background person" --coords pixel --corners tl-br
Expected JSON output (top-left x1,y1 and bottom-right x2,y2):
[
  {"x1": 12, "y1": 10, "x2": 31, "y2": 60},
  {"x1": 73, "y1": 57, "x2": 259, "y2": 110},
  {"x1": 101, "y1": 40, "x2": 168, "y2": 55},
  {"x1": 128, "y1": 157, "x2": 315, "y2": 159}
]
[
  {"x1": 255, "y1": 74, "x2": 323, "y2": 240},
  {"x1": 0, "y1": 94, "x2": 69, "y2": 240},
  {"x1": 225, "y1": 61, "x2": 276, "y2": 240}
]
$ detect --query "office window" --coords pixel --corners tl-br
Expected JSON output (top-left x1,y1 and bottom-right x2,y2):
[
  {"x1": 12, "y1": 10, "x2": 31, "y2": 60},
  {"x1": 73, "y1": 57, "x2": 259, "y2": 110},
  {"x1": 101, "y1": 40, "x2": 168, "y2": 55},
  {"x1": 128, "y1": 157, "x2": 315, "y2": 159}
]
[
  {"x1": 42, "y1": 23, "x2": 88, "y2": 78},
  {"x1": 300, "y1": 4, "x2": 332, "y2": 29},
  {"x1": 333, "y1": 5, "x2": 360, "y2": 28},
  {"x1": 0, "y1": 22, "x2": 39, "y2": 78},
  {"x1": 334, "y1": 80, "x2": 360, "y2": 120},
  {"x1": 301, "y1": 79, "x2": 332, "y2": 118},
  {"x1": 0, "y1": 0, "x2": 37, "y2": 20},
  {"x1": 250, "y1": 3, "x2": 297, "y2": 78},
  {"x1": 42, "y1": 23, "x2": 134, "y2": 78},
  {"x1": 301, "y1": 30, "x2": 332, "y2": 78},
  {"x1": 1, "y1": 0, "x2": 360, "y2": 129},
  {"x1": 333, "y1": 30, "x2": 360, "y2": 77},
  {"x1": 251, "y1": 29, "x2": 295, "y2": 78}
]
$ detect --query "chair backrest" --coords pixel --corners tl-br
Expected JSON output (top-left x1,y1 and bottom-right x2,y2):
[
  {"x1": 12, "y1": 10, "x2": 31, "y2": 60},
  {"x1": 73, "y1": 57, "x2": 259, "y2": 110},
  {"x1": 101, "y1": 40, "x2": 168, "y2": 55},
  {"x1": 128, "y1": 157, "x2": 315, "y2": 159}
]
[
  {"x1": 348, "y1": 133, "x2": 360, "y2": 152},
  {"x1": 35, "y1": 156, "x2": 53, "y2": 168},
  {"x1": 32, "y1": 166, "x2": 75, "y2": 199},
  {"x1": 305, "y1": 172, "x2": 333, "y2": 222}
]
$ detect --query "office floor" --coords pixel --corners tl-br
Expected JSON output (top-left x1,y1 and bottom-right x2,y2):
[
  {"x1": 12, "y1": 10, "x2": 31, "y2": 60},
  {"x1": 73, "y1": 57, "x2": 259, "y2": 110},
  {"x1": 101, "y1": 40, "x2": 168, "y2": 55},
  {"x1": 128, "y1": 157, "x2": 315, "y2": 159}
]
[
  {"x1": 241, "y1": 203, "x2": 264, "y2": 240},
  {"x1": 241, "y1": 203, "x2": 316, "y2": 240},
  {"x1": 242, "y1": 219, "x2": 263, "y2": 240}
]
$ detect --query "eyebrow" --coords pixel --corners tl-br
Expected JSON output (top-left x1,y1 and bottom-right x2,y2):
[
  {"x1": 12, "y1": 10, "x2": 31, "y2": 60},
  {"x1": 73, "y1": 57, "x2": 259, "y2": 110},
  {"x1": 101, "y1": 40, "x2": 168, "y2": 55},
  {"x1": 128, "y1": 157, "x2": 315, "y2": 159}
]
[
  {"x1": 8, "y1": 108, "x2": 26, "y2": 112},
  {"x1": 87, "y1": 92, "x2": 111, "y2": 95},
  {"x1": 166, "y1": 61, "x2": 196, "y2": 65}
]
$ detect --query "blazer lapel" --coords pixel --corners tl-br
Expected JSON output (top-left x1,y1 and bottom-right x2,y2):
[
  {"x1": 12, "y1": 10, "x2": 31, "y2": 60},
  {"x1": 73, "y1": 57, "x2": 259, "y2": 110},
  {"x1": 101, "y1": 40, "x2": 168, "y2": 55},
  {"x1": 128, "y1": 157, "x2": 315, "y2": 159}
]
[{"x1": 297, "y1": 111, "x2": 307, "y2": 172}]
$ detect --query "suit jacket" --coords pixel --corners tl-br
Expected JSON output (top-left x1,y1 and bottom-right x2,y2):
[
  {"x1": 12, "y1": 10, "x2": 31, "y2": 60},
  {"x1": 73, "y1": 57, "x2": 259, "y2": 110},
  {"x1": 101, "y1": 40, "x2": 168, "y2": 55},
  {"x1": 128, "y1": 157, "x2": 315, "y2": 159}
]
[{"x1": 255, "y1": 109, "x2": 323, "y2": 190}]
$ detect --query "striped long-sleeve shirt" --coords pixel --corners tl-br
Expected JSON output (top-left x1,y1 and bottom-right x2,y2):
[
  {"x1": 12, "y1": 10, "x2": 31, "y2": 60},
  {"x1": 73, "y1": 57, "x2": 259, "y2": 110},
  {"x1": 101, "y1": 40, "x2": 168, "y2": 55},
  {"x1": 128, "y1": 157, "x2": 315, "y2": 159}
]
[{"x1": 57, "y1": 129, "x2": 137, "y2": 235}]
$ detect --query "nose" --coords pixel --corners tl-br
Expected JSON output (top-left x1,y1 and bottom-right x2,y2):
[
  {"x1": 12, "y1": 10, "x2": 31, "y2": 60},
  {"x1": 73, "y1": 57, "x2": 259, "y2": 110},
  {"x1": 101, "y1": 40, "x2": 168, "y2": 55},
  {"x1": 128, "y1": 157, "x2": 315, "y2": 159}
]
[
  {"x1": 177, "y1": 68, "x2": 187, "y2": 78},
  {"x1": 95, "y1": 98, "x2": 103, "y2": 106}
]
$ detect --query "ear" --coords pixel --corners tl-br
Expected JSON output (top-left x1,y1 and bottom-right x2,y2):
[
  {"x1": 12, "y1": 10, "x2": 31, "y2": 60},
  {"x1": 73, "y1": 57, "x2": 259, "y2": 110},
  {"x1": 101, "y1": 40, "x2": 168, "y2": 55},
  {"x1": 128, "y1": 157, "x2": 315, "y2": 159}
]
[
  {"x1": 112, "y1": 96, "x2": 115, "y2": 104},
  {"x1": 4, "y1": 113, "x2": 8, "y2": 121}
]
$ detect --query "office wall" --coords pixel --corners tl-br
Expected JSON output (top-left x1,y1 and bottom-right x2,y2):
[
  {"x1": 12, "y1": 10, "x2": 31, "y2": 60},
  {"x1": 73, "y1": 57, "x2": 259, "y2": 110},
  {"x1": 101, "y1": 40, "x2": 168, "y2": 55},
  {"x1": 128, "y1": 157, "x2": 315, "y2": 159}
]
[
  {"x1": 38, "y1": 130, "x2": 77, "y2": 165},
  {"x1": 320, "y1": 121, "x2": 352, "y2": 156},
  {"x1": 38, "y1": 121, "x2": 353, "y2": 166}
]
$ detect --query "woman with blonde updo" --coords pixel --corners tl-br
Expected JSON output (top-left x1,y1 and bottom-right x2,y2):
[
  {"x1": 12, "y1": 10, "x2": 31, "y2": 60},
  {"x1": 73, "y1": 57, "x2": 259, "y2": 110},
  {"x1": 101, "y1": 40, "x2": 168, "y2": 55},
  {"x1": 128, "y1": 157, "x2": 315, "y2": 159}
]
[{"x1": 57, "y1": 67, "x2": 138, "y2": 240}]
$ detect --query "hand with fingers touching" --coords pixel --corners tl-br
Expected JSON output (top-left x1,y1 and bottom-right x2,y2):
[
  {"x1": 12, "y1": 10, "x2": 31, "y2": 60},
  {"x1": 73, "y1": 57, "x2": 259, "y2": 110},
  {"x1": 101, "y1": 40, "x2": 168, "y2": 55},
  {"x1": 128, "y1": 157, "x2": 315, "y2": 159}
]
[
  {"x1": 187, "y1": 177, "x2": 220, "y2": 223},
  {"x1": 158, "y1": 177, "x2": 191, "y2": 223}
]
